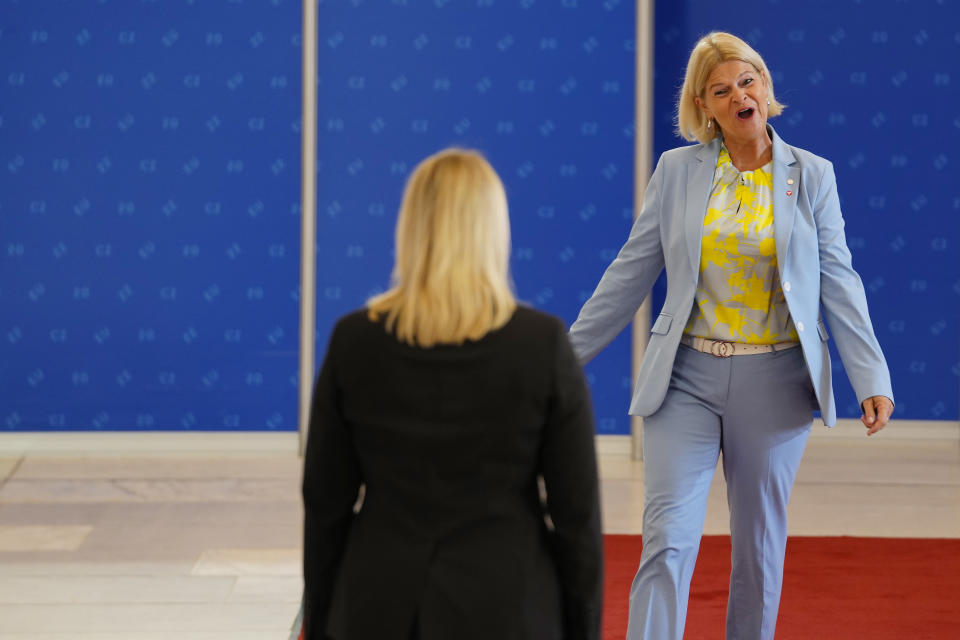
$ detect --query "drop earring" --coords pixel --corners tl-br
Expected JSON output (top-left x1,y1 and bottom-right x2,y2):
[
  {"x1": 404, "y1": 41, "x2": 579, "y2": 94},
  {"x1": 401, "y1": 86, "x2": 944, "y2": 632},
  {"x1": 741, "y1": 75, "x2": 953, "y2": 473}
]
[{"x1": 707, "y1": 120, "x2": 712, "y2": 129}]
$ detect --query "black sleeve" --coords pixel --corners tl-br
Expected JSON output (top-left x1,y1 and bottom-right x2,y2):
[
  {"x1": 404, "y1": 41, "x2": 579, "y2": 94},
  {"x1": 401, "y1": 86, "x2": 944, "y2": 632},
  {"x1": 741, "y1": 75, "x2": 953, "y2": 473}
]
[
  {"x1": 301, "y1": 323, "x2": 363, "y2": 640},
  {"x1": 539, "y1": 321, "x2": 604, "y2": 640}
]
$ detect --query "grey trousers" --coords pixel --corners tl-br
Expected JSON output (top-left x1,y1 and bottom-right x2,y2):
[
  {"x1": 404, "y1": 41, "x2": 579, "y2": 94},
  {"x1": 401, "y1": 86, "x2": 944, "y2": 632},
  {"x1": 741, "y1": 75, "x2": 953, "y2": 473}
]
[{"x1": 627, "y1": 343, "x2": 816, "y2": 640}]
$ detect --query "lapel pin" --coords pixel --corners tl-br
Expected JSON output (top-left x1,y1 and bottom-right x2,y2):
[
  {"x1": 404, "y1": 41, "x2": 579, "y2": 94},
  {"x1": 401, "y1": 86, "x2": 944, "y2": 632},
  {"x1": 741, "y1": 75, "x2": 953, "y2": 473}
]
[
  {"x1": 786, "y1": 190, "x2": 793, "y2": 196},
  {"x1": 787, "y1": 178, "x2": 795, "y2": 185}
]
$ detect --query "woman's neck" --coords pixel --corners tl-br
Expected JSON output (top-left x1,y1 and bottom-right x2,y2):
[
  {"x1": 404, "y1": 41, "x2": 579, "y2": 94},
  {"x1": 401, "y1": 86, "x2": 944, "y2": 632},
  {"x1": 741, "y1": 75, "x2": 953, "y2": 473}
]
[{"x1": 723, "y1": 133, "x2": 773, "y2": 171}]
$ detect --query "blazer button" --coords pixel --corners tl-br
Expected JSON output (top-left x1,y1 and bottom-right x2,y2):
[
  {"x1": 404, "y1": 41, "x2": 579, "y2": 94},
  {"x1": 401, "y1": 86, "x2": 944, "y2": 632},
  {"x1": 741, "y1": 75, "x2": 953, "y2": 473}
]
[
  {"x1": 783, "y1": 281, "x2": 791, "y2": 292},
  {"x1": 796, "y1": 321, "x2": 805, "y2": 332}
]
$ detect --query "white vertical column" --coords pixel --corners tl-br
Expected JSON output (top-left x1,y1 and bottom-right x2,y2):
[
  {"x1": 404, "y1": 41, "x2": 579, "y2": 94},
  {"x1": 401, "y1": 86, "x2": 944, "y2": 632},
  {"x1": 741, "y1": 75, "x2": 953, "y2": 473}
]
[
  {"x1": 299, "y1": 0, "x2": 318, "y2": 456},
  {"x1": 632, "y1": 0, "x2": 654, "y2": 460}
]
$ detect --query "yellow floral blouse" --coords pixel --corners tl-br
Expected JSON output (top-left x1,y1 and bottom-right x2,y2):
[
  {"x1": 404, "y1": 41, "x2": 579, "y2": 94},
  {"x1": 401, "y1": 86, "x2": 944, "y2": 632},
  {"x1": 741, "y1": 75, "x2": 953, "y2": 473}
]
[{"x1": 683, "y1": 146, "x2": 798, "y2": 344}]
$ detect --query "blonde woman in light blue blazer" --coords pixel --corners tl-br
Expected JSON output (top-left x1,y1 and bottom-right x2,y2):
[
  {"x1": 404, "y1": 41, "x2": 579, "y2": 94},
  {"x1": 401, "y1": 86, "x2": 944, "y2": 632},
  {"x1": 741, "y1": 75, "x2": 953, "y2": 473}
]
[{"x1": 570, "y1": 32, "x2": 893, "y2": 640}]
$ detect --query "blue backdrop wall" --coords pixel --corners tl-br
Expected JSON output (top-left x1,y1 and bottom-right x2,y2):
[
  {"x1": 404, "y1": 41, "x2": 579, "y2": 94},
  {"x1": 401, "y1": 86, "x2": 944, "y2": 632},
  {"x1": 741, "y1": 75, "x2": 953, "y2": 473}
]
[
  {"x1": 653, "y1": 0, "x2": 959, "y2": 421},
  {"x1": 314, "y1": 0, "x2": 637, "y2": 434},
  {"x1": 1, "y1": 0, "x2": 302, "y2": 431},
  {"x1": 0, "y1": 0, "x2": 637, "y2": 433},
  {"x1": 2, "y1": 0, "x2": 956, "y2": 432}
]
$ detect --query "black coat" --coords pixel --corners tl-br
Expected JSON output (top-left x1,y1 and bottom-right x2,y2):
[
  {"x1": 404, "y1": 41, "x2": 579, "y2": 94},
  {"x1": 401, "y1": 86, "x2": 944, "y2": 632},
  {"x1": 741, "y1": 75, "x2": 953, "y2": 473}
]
[{"x1": 302, "y1": 306, "x2": 603, "y2": 640}]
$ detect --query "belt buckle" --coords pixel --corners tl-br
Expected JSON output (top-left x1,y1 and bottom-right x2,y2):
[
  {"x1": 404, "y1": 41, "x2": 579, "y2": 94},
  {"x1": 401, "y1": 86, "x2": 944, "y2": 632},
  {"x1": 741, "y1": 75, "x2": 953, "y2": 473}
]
[{"x1": 710, "y1": 340, "x2": 734, "y2": 358}]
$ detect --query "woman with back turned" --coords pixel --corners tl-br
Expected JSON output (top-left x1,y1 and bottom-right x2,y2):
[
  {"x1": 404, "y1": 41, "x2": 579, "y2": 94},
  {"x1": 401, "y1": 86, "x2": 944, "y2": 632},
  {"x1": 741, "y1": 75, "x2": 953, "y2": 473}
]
[
  {"x1": 302, "y1": 148, "x2": 603, "y2": 640},
  {"x1": 569, "y1": 32, "x2": 894, "y2": 639}
]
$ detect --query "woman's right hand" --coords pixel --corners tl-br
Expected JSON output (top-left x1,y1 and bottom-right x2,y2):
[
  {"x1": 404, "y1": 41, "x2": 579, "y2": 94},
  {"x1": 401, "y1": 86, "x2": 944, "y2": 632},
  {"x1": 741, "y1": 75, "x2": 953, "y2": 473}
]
[{"x1": 860, "y1": 396, "x2": 893, "y2": 436}]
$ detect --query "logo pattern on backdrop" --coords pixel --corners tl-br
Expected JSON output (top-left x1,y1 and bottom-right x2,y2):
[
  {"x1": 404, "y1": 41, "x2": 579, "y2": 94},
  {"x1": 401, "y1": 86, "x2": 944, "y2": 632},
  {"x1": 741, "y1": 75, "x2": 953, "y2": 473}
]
[
  {"x1": 1, "y1": 0, "x2": 301, "y2": 430},
  {"x1": 316, "y1": 0, "x2": 636, "y2": 434}
]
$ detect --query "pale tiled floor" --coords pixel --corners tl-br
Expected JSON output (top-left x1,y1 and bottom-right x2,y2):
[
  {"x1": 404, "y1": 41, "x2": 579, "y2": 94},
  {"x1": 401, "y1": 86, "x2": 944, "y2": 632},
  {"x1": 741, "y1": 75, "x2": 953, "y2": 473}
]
[{"x1": 0, "y1": 427, "x2": 958, "y2": 639}]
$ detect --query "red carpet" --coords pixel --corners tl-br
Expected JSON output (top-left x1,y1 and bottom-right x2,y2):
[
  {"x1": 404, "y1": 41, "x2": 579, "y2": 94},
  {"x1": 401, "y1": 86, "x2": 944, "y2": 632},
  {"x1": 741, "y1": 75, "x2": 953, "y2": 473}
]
[{"x1": 603, "y1": 535, "x2": 960, "y2": 639}]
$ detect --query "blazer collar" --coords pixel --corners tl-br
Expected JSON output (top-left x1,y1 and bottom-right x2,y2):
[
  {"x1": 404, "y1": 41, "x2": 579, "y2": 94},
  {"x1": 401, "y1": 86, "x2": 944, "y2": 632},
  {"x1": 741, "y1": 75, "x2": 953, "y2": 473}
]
[
  {"x1": 769, "y1": 124, "x2": 797, "y2": 167},
  {"x1": 695, "y1": 134, "x2": 722, "y2": 164},
  {"x1": 769, "y1": 125, "x2": 801, "y2": 272},
  {"x1": 684, "y1": 139, "x2": 720, "y2": 280}
]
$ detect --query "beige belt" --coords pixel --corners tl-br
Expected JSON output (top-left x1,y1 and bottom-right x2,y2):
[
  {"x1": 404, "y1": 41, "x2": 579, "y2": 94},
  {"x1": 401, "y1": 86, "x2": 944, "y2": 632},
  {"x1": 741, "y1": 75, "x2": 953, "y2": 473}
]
[{"x1": 680, "y1": 335, "x2": 801, "y2": 358}]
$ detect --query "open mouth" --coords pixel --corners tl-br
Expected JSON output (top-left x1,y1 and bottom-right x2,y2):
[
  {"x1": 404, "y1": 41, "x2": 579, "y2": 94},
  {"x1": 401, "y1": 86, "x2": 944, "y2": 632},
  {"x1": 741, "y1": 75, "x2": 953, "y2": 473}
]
[{"x1": 737, "y1": 108, "x2": 755, "y2": 120}]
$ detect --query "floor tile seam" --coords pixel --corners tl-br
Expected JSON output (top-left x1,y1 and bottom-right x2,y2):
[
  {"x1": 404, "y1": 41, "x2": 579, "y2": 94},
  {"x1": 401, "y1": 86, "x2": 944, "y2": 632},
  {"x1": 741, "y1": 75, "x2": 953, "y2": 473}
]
[
  {"x1": 601, "y1": 477, "x2": 960, "y2": 487},
  {"x1": 4, "y1": 476, "x2": 296, "y2": 482},
  {"x1": 606, "y1": 529, "x2": 960, "y2": 539},
  {"x1": 0, "y1": 573, "x2": 221, "y2": 579},
  {"x1": 0, "y1": 498, "x2": 301, "y2": 506},
  {"x1": 0, "y1": 574, "x2": 217, "y2": 580},
  {"x1": 783, "y1": 532, "x2": 960, "y2": 539},
  {"x1": 791, "y1": 479, "x2": 960, "y2": 488},
  {"x1": 0, "y1": 458, "x2": 25, "y2": 491},
  {"x1": 221, "y1": 575, "x2": 242, "y2": 603},
  {"x1": 0, "y1": 599, "x2": 241, "y2": 606}
]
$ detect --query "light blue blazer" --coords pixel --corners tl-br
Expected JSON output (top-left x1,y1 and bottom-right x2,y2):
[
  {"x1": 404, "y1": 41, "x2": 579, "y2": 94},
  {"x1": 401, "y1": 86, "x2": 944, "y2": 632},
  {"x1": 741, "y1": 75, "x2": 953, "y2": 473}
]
[{"x1": 569, "y1": 126, "x2": 893, "y2": 426}]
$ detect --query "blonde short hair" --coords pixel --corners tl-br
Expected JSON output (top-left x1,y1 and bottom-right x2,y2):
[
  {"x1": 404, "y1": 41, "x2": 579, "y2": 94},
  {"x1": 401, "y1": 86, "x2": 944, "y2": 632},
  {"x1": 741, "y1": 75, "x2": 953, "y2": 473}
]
[
  {"x1": 676, "y1": 32, "x2": 785, "y2": 144},
  {"x1": 367, "y1": 148, "x2": 516, "y2": 347}
]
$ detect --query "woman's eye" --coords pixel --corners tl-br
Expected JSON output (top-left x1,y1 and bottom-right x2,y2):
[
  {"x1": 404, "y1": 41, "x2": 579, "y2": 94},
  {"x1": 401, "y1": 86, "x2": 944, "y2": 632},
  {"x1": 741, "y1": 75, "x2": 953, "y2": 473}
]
[
  {"x1": 742, "y1": 78, "x2": 753, "y2": 86},
  {"x1": 715, "y1": 89, "x2": 727, "y2": 96}
]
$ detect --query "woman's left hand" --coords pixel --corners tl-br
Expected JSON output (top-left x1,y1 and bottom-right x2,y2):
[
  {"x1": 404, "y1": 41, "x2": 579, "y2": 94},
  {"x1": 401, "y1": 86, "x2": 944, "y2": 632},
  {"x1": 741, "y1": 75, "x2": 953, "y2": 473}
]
[{"x1": 860, "y1": 396, "x2": 893, "y2": 436}]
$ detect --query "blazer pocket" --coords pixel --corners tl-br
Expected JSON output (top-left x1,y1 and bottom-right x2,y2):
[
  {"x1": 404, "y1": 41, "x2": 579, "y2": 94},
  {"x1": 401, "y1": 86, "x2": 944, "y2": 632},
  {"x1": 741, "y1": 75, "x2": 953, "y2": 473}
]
[
  {"x1": 652, "y1": 313, "x2": 673, "y2": 335},
  {"x1": 816, "y1": 319, "x2": 829, "y2": 342}
]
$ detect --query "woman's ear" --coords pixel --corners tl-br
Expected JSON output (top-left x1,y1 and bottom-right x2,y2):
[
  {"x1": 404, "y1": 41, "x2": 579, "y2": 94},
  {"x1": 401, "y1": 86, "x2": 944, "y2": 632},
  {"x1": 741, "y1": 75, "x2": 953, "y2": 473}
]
[{"x1": 694, "y1": 96, "x2": 710, "y2": 119}]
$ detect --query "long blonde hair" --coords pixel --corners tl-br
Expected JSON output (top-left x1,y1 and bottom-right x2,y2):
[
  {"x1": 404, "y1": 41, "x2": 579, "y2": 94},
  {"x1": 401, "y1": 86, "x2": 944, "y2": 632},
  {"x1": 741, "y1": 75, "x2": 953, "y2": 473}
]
[
  {"x1": 676, "y1": 31, "x2": 785, "y2": 144},
  {"x1": 367, "y1": 148, "x2": 516, "y2": 347}
]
